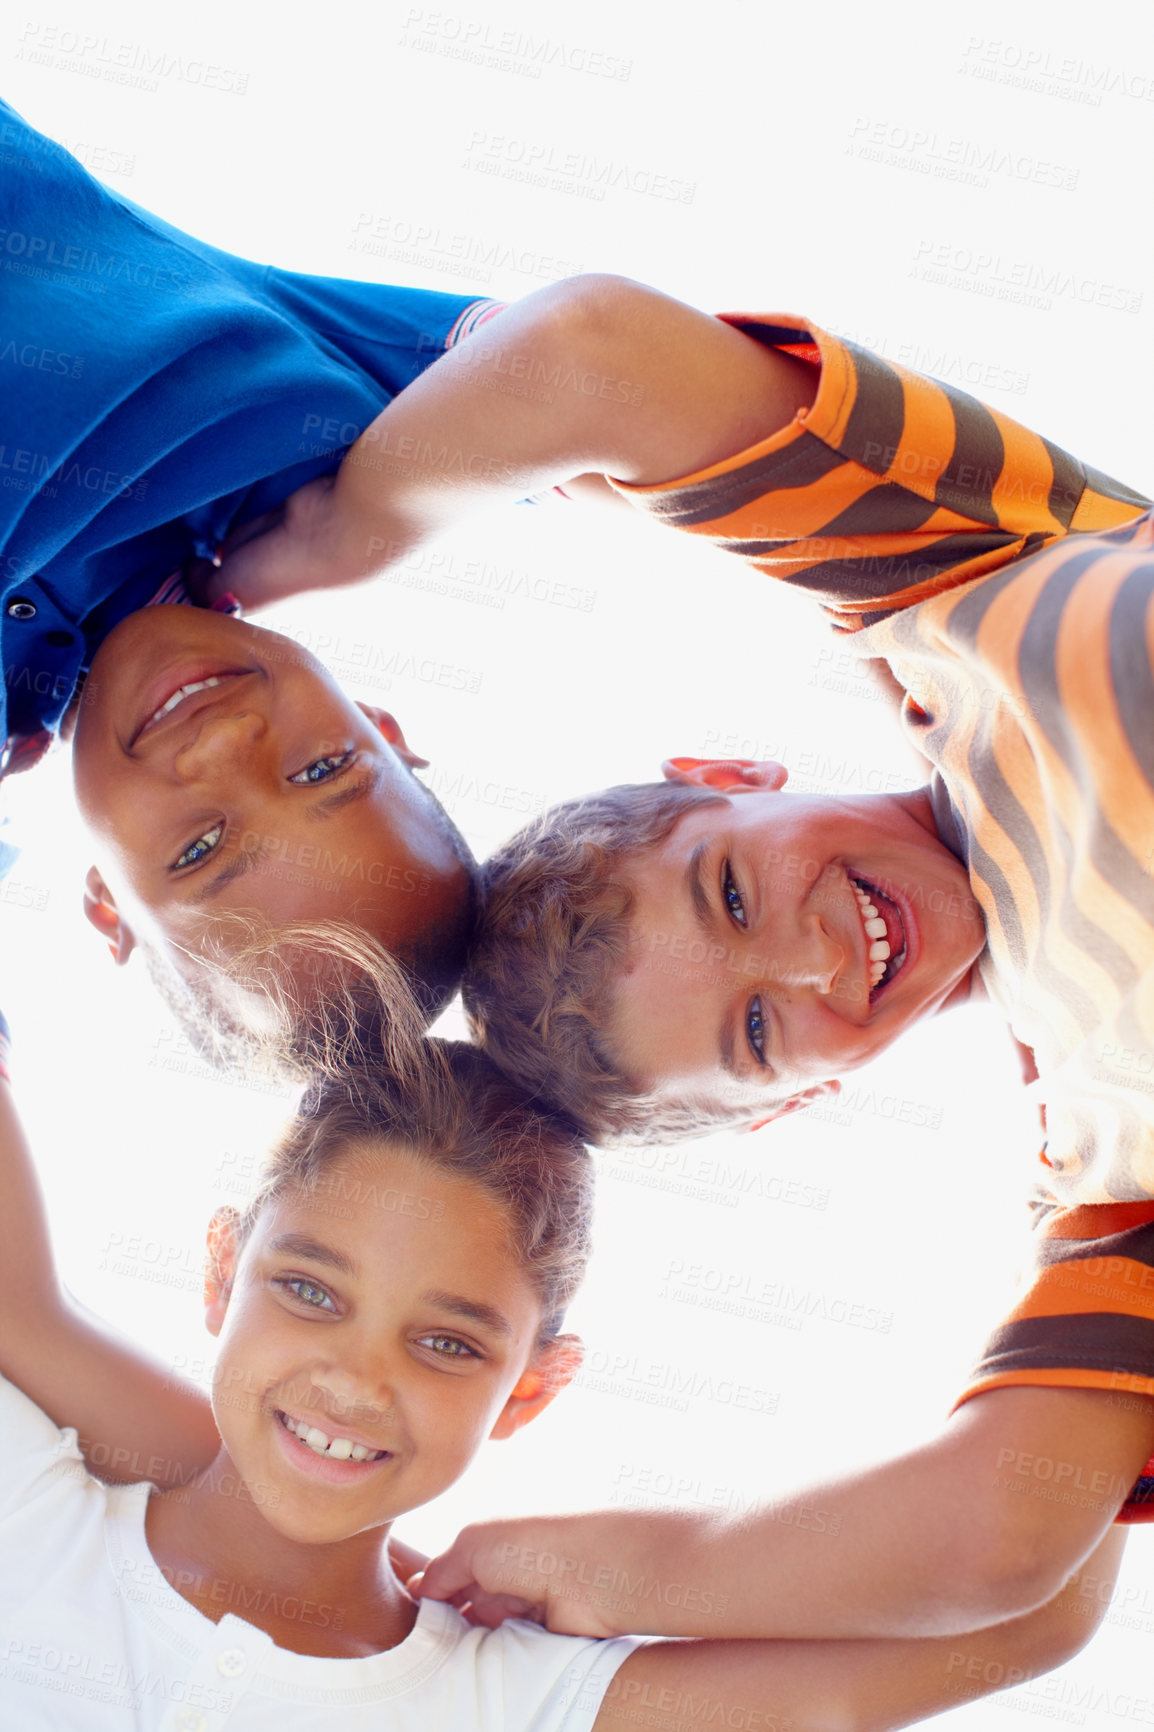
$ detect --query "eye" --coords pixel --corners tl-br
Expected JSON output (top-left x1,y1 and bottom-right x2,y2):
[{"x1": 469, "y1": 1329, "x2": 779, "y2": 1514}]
[
  {"x1": 277, "y1": 1276, "x2": 337, "y2": 1312},
  {"x1": 173, "y1": 821, "x2": 224, "y2": 870},
  {"x1": 746, "y1": 996, "x2": 767, "y2": 1066},
  {"x1": 723, "y1": 860, "x2": 747, "y2": 928},
  {"x1": 289, "y1": 750, "x2": 354, "y2": 785},
  {"x1": 416, "y1": 1333, "x2": 479, "y2": 1361}
]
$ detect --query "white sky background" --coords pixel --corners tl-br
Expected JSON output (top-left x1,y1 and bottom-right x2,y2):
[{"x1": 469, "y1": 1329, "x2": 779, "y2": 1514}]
[{"x1": 5, "y1": 2, "x2": 1154, "y2": 1724}]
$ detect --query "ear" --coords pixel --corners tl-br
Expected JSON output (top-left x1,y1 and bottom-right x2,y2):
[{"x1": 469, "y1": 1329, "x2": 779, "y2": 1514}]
[
  {"x1": 356, "y1": 705, "x2": 429, "y2": 769},
  {"x1": 745, "y1": 1078, "x2": 840, "y2": 1134},
  {"x1": 661, "y1": 757, "x2": 789, "y2": 795},
  {"x1": 489, "y1": 1335, "x2": 584, "y2": 1441},
  {"x1": 204, "y1": 1206, "x2": 242, "y2": 1336},
  {"x1": 82, "y1": 867, "x2": 137, "y2": 965}
]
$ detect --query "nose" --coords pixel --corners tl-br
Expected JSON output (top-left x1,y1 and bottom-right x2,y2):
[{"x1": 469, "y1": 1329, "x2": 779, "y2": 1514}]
[
  {"x1": 775, "y1": 916, "x2": 850, "y2": 999},
  {"x1": 172, "y1": 707, "x2": 266, "y2": 782},
  {"x1": 307, "y1": 1346, "x2": 399, "y2": 1433}
]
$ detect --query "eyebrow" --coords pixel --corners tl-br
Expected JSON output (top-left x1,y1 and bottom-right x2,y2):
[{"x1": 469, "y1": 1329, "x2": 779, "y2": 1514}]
[
  {"x1": 266, "y1": 1232, "x2": 359, "y2": 1277},
  {"x1": 185, "y1": 769, "x2": 383, "y2": 903},
  {"x1": 305, "y1": 766, "x2": 383, "y2": 822},
  {"x1": 720, "y1": 1011, "x2": 737, "y2": 1078},
  {"x1": 422, "y1": 1289, "x2": 514, "y2": 1338},
  {"x1": 685, "y1": 841, "x2": 711, "y2": 931},
  {"x1": 187, "y1": 847, "x2": 258, "y2": 904}
]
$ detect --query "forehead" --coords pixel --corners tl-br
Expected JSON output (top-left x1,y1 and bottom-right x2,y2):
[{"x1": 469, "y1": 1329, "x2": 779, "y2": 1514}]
[
  {"x1": 622, "y1": 787, "x2": 916, "y2": 906},
  {"x1": 249, "y1": 1144, "x2": 537, "y2": 1306}
]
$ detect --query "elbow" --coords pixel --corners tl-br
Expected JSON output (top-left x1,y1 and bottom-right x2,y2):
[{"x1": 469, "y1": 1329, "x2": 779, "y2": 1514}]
[
  {"x1": 529, "y1": 272, "x2": 668, "y2": 375},
  {"x1": 543, "y1": 271, "x2": 660, "y2": 325},
  {"x1": 948, "y1": 1512, "x2": 1088, "y2": 1630}
]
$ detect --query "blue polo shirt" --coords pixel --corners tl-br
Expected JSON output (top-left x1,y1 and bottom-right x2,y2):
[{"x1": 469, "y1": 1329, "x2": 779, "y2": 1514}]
[{"x1": 0, "y1": 97, "x2": 492, "y2": 765}]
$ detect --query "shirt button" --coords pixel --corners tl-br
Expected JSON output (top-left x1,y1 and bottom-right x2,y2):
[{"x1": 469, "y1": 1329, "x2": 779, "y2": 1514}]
[
  {"x1": 6, "y1": 599, "x2": 36, "y2": 620},
  {"x1": 217, "y1": 1645, "x2": 247, "y2": 1677},
  {"x1": 173, "y1": 1712, "x2": 207, "y2": 1732}
]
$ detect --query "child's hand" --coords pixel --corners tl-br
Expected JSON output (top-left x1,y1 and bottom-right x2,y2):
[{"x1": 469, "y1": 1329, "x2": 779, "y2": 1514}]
[
  {"x1": 407, "y1": 1566, "x2": 549, "y2": 1632},
  {"x1": 194, "y1": 476, "x2": 343, "y2": 612},
  {"x1": 415, "y1": 1514, "x2": 639, "y2": 1638}
]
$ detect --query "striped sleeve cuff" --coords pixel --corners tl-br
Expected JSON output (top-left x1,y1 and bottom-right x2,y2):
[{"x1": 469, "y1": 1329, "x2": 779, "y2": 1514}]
[
  {"x1": 956, "y1": 1203, "x2": 1154, "y2": 1523},
  {"x1": 609, "y1": 312, "x2": 1148, "y2": 629}
]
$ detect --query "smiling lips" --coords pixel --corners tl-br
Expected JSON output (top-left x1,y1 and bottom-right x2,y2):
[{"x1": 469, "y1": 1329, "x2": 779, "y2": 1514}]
[
  {"x1": 133, "y1": 669, "x2": 251, "y2": 745},
  {"x1": 851, "y1": 876, "x2": 908, "y2": 996},
  {"x1": 275, "y1": 1408, "x2": 390, "y2": 1464}
]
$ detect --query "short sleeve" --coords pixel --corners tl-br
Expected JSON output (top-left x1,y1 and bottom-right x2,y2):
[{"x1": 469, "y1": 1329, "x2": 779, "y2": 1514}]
[
  {"x1": 471, "y1": 1617, "x2": 642, "y2": 1731},
  {"x1": 953, "y1": 1199, "x2": 1154, "y2": 1522},
  {"x1": 609, "y1": 313, "x2": 1149, "y2": 631},
  {"x1": 0, "y1": 1367, "x2": 87, "y2": 1526}
]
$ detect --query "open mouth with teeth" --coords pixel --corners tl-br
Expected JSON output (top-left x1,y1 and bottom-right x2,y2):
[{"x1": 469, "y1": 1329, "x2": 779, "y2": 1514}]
[
  {"x1": 134, "y1": 670, "x2": 251, "y2": 744},
  {"x1": 275, "y1": 1409, "x2": 390, "y2": 1464},
  {"x1": 148, "y1": 675, "x2": 232, "y2": 730},
  {"x1": 851, "y1": 876, "x2": 908, "y2": 999}
]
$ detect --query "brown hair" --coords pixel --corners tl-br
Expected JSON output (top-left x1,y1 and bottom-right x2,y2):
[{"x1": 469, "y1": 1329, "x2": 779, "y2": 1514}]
[
  {"x1": 464, "y1": 781, "x2": 765, "y2": 1147},
  {"x1": 240, "y1": 1038, "x2": 592, "y2": 1342}
]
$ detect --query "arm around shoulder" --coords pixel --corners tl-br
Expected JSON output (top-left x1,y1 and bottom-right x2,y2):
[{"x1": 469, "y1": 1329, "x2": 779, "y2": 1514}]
[
  {"x1": 420, "y1": 1386, "x2": 1154, "y2": 1642},
  {"x1": 212, "y1": 274, "x2": 816, "y2": 609},
  {"x1": 595, "y1": 1528, "x2": 1128, "y2": 1732}
]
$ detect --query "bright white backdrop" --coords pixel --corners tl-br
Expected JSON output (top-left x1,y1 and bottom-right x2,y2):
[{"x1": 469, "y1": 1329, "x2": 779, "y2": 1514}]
[{"x1": 5, "y1": 3, "x2": 1154, "y2": 1725}]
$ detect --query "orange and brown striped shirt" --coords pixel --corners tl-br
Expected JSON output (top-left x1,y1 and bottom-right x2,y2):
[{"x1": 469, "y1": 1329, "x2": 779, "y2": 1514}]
[{"x1": 613, "y1": 315, "x2": 1154, "y2": 1517}]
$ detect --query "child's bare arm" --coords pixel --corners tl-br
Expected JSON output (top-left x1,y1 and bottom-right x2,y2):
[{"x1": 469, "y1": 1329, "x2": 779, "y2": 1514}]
[
  {"x1": 420, "y1": 1384, "x2": 1154, "y2": 1641},
  {"x1": 207, "y1": 276, "x2": 817, "y2": 610},
  {"x1": 0, "y1": 1074, "x2": 219, "y2": 1486},
  {"x1": 594, "y1": 1529, "x2": 1126, "y2": 1732}
]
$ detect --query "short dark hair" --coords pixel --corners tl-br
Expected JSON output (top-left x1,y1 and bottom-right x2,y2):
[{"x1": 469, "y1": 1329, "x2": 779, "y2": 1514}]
[{"x1": 400, "y1": 773, "x2": 479, "y2": 1018}]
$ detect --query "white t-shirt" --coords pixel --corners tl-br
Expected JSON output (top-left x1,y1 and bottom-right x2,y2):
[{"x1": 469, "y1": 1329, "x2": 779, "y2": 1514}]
[{"x1": 0, "y1": 1373, "x2": 638, "y2": 1730}]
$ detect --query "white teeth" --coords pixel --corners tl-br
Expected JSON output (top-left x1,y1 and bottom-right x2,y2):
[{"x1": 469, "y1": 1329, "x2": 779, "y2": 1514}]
[
  {"x1": 853, "y1": 881, "x2": 891, "y2": 964},
  {"x1": 853, "y1": 877, "x2": 902, "y2": 995},
  {"x1": 149, "y1": 675, "x2": 224, "y2": 727},
  {"x1": 279, "y1": 1411, "x2": 383, "y2": 1461}
]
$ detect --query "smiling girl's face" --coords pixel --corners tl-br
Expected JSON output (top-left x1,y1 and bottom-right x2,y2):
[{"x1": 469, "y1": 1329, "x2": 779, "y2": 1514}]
[{"x1": 204, "y1": 1142, "x2": 569, "y2": 1548}]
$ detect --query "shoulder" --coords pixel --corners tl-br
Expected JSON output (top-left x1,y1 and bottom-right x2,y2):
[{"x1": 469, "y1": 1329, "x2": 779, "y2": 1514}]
[
  {"x1": 0, "y1": 1366, "x2": 86, "y2": 1494},
  {"x1": 0, "y1": 1369, "x2": 110, "y2": 1600},
  {"x1": 420, "y1": 1600, "x2": 641, "y2": 1731}
]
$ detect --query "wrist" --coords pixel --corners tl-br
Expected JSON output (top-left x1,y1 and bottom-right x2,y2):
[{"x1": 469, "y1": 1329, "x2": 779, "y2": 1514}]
[{"x1": 540, "y1": 1509, "x2": 723, "y2": 1640}]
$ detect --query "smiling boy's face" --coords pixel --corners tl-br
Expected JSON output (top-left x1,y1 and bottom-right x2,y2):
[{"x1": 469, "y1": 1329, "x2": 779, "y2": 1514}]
[
  {"x1": 205, "y1": 1145, "x2": 575, "y2": 1545},
  {"x1": 70, "y1": 608, "x2": 473, "y2": 988},
  {"x1": 609, "y1": 762, "x2": 986, "y2": 1125}
]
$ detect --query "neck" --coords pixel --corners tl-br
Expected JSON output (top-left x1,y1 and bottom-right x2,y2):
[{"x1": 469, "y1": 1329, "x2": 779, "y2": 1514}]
[{"x1": 146, "y1": 1448, "x2": 416, "y2": 1658}]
